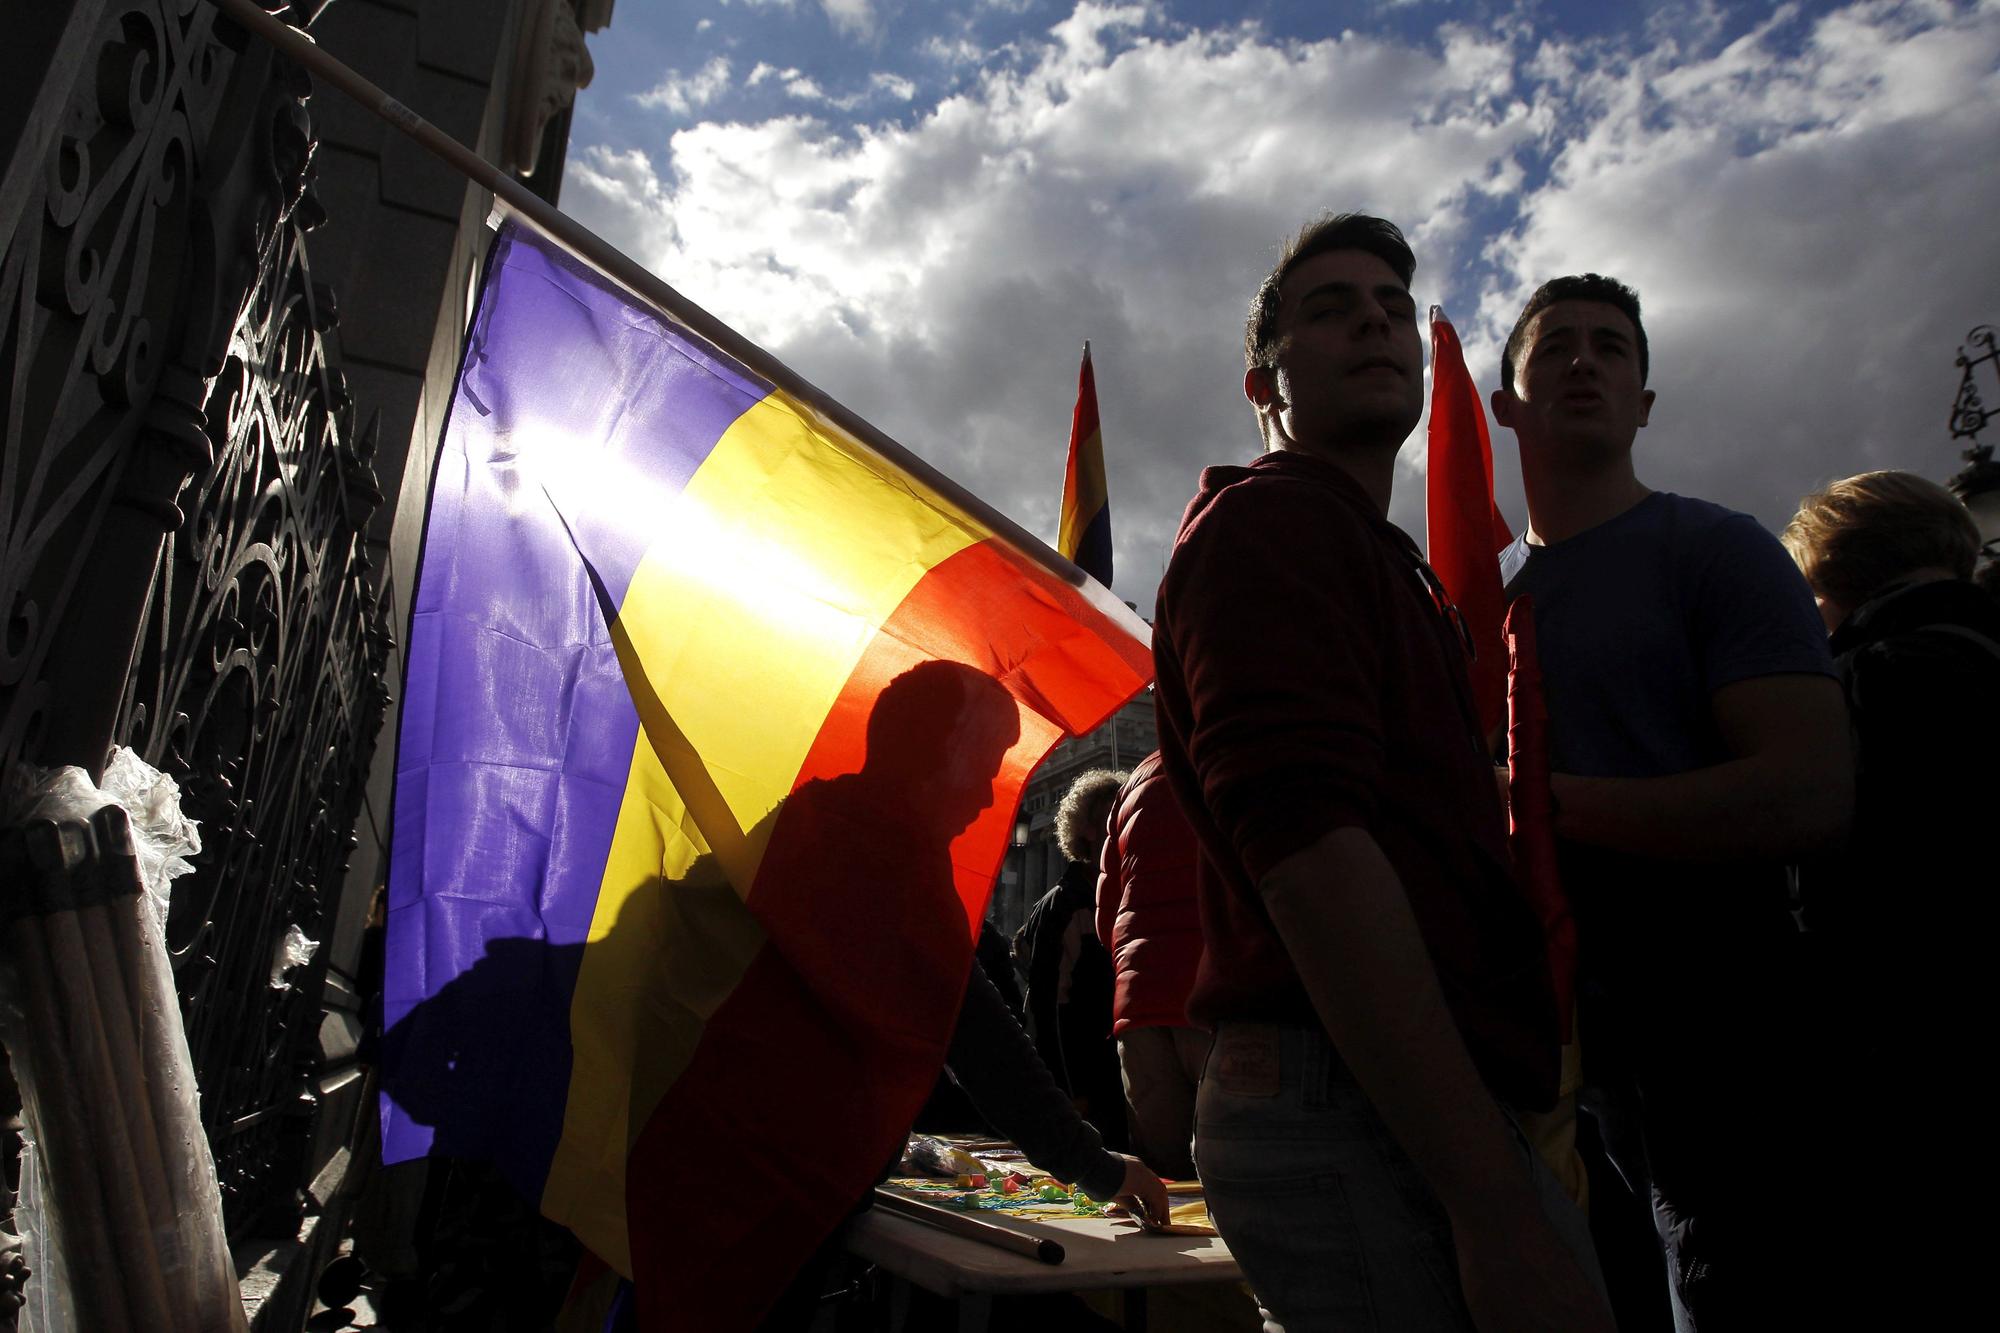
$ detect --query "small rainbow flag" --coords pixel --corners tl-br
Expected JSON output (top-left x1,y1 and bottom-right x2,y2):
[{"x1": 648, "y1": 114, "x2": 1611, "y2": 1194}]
[
  {"x1": 380, "y1": 221, "x2": 1151, "y2": 1328},
  {"x1": 1056, "y1": 343, "x2": 1113, "y2": 589}
]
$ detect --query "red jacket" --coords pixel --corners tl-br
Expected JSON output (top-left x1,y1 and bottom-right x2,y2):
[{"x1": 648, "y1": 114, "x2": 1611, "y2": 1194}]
[{"x1": 1095, "y1": 751, "x2": 1205, "y2": 1034}]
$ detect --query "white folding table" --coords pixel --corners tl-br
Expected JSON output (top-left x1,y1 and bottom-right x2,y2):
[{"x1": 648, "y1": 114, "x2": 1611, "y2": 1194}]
[{"x1": 843, "y1": 1200, "x2": 1242, "y2": 1333}]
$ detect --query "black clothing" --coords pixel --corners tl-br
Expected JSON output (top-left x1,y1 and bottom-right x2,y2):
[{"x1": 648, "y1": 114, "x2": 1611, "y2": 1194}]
[
  {"x1": 974, "y1": 917, "x2": 1025, "y2": 1019},
  {"x1": 1800, "y1": 577, "x2": 2000, "y2": 1327},
  {"x1": 1015, "y1": 861, "x2": 1126, "y2": 1149},
  {"x1": 946, "y1": 960, "x2": 1127, "y2": 1202},
  {"x1": 914, "y1": 921, "x2": 1027, "y2": 1132},
  {"x1": 1815, "y1": 576, "x2": 2000, "y2": 978},
  {"x1": 1805, "y1": 576, "x2": 1999, "y2": 1061}
]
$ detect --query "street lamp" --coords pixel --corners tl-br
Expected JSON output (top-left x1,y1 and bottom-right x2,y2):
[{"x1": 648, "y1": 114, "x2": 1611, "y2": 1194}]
[{"x1": 1947, "y1": 326, "x2": 2000, "y2": 561}]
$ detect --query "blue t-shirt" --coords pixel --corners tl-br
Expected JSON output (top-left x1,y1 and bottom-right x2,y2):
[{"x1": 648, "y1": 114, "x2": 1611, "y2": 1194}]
[
  {"x1": 1499, "y1": 491, "x2": 1834, "y2": 782},
  {"x1": 1501, "y1": 493, "x2": 1836, "y2": 997}
]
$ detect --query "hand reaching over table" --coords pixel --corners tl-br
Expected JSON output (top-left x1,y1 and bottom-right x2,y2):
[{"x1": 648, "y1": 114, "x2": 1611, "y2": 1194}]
[{"x1": 1105, "y1": 1154, "x2": 1169, "y2": 1228}]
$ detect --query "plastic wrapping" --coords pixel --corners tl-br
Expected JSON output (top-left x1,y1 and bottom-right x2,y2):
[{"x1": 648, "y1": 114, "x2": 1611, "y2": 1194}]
[
  {"x1": 270, "y1": 922, "x2": 320, "y2": 989},
  {"x1": 15, "y1": 1139, "x2": 73, "y2": 1333},
  {"x1": 97, "y1": 746, "x2": 202, "y2": 933},
  {"x1": 0, "y1": 754, "x2": 247, "y2": 1333}
]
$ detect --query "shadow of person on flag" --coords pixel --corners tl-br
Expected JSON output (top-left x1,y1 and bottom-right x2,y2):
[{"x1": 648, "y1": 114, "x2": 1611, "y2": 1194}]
[
  {"x1": 381, "y1": 660, "x2": 1066, "y2": 1328},
  {"x1": 748, "y1": 658, "x2": 1024, "y2": 1035},
  {"x1": 626, "y1": 659, "x2": 1030, "y2": 1329}
]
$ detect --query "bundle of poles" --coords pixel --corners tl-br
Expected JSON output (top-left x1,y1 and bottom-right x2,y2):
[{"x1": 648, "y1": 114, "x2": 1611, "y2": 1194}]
[{"x1": 0, "y1": 799, "x2": 244, "y2": 1332}]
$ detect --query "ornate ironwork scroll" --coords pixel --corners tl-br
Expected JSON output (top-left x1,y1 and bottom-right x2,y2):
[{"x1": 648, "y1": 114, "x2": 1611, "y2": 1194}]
[
  {"x1": 1947, "y1": 326, "x2": 2000, "y2": 566},
  {"x1": 2, "y1": 0, "x2": 221, "y2": 780},
  {"x1": 115, "y1": 215, "x2": 390, "y2": 1238},
  {"x1": 1949, "y1": 325, "x2": 1997, "y2": 446},
  {"x1": 2, "y1": 0, "x2": 390, "y2": 1245}
]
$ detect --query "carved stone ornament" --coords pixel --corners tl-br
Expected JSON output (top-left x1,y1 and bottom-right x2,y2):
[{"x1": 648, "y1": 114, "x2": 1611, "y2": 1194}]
[{"x1": 504, "y1": 0, "x2": 597, "y2": 177}]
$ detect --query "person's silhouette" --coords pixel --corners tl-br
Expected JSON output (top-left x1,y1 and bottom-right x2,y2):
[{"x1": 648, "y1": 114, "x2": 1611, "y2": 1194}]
[{"x1": 381, "y1": 660, "x2": 1125, "y2": 1328}]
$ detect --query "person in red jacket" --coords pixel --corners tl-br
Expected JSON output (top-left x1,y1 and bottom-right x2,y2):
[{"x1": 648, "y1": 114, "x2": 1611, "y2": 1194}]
[{"x1": 1095, "y1": 750, "x2": 1208, "y2": 1179}]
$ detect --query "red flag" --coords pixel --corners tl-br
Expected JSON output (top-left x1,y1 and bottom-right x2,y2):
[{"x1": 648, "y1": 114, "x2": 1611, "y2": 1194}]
[
  {"x1": 1421, "y1": 309, "x2": 1573, "y2": 1036},
  {"x1": 1424, "y1": 306, "x2": 1513, "y2": 736},
  {"x1": 1506, "y1": 597, "x2": 1576, "y2": 1039}
]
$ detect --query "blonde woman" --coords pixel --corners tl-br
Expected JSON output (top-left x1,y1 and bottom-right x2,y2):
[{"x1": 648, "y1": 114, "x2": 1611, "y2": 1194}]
[{"x1": 1783, "y1": 469, "x2": 2000, "y2": 1327}]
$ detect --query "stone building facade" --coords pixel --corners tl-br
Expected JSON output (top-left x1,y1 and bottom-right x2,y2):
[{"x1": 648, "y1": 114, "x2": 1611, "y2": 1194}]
[{"x1": 990, "y1": 690, "x2": 1159, "y2": 939}]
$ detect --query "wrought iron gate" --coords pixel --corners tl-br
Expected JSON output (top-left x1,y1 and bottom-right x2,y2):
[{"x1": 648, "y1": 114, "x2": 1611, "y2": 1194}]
[{"x1": 2, "y1": 0, "x2": 388, "y2": 1249}]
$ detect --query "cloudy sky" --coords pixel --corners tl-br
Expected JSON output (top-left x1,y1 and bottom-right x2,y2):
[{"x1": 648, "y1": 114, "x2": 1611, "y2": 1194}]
[{"x1": 559, "y1": 0, "x2": 2000, "y2": 611}]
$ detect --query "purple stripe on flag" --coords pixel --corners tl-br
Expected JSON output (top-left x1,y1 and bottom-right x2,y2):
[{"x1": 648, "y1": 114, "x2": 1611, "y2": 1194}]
[
  {"x1": 378, "y1": 222, "x2": 766, "y2": 1196},
  {"x1": 459, "y1": 224, "x2": 771, "y2": 609},
  {"x1": 1073, "y1": 504, "x2": 1113, "y2": 589},
  {"x1": 379, "y1": 447, "x2": 639, "y2": 1195}
]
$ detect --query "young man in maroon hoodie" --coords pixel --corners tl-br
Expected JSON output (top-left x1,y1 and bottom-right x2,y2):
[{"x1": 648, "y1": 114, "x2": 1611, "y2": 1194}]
[{"x1": 1151, "y1": 213, "x2": 1612, "y2": 1332}]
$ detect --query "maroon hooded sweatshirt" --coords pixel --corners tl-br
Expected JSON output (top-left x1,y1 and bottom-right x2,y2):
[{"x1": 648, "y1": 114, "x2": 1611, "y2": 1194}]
[{"x1": 1152, "y1": 450, "x2": 1558, "y2": 1112}]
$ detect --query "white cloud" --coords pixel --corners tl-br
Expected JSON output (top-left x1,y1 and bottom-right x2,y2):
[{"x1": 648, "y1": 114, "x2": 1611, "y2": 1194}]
[
  {"x1": 569, "y1": 1, "x2": 2000, "y2": 602},
  {"x1": 871, "y1": 71, "x2": 918, "y2": 101},
  {"x1": 1471, "y1": 0, "x2": 2000, "y2": 530},
  {"x1": 633, "y1": 56, "x2": 733, "y2": 115},
  {"x1": 718, "y1": 0, "x2": 877, "y2": 37},
  {"x1": 572, "y1": 14, "x2": 1537, "y2": 599},
  {"x1": 748, "y1": 63, "x2": 909, "y2": 107},
  {"x1": 923, "y1": 35, "x2": 988, "y2": 66},
  {"x1": 780, "y1": 70, "x2": 829, "y2": 100},
  {"x1": 821, "y1": 0, "x2": 877, "y2": 39}
]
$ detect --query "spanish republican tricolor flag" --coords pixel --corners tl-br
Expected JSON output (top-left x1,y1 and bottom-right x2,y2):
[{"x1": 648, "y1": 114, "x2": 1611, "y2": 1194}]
[
  {"x1": 380, "y1": 222, "x2": 1152, "y2": 1329},
  {"x1": 1057, "y1": 342, "x2": 1113, "y2": 588}
]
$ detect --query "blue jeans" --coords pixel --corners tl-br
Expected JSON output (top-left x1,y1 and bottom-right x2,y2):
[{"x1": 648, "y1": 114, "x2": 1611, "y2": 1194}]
[{"x1": 1195, "y1": 1023, "x2": 1604, "y2": 1333}]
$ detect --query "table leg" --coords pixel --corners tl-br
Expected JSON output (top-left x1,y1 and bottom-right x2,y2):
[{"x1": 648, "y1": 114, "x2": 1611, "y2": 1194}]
[
  {"x1": 956, "y1": 1293, "x2": 993, "y2": 1333},
  {"x1": 889, "y1": 1277, "x2": 911, "y2": 1333}
]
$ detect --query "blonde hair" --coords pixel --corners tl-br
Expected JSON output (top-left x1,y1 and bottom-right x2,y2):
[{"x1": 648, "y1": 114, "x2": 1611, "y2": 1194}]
[
  {"x1": 1783, "y1": 470, "x2": 1980, "y2": 610},
  {"x1": 1055, "y1": 768, "x2": 1126, "y2": 862}
]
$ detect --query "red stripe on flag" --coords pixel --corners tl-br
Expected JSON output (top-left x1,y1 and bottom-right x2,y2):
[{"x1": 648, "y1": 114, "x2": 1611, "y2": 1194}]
[
  {"x1": 1424, "y1": 308, "x2": 1514, "y2": 736},
  {"x1": 627, "y1": 941, "x2": 890, "y2": 1331},
  {"x1": 624, "y1": 539, "x2": 1143, "y2": 1330}
]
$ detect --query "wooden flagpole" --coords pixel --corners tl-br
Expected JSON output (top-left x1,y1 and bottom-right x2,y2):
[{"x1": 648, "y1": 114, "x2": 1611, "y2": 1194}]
[{"x1": 206, "y1": 0, "x2": 1130, "y2": 627}]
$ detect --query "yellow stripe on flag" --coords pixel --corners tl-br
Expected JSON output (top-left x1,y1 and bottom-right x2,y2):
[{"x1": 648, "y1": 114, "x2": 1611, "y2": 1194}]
[
  {"x1": 1057, "y1": 424, "x2": 1105, "y2": 557},
  {"x1": 539, "y1": 386, "x2": 988, "y2": 1273}
]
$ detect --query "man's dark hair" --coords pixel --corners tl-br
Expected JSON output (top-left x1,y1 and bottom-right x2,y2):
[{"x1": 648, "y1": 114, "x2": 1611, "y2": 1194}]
[
  {"x1": 1500, "y1": 273, "x2": 1649, "y2": 393},
  {"x1": 1244, "y1": 213, "x2": 1416, "y2": 372}
]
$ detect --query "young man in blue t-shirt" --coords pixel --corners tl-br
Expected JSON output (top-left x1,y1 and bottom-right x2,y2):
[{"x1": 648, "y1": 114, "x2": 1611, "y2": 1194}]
[{"x1": 1490, "y1": 275, "x2": 1851, "y2": 1331}]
